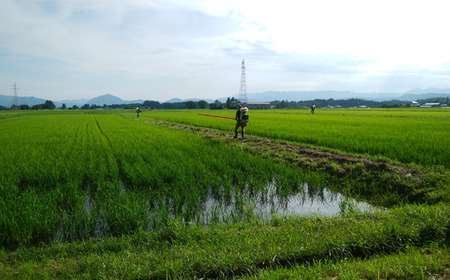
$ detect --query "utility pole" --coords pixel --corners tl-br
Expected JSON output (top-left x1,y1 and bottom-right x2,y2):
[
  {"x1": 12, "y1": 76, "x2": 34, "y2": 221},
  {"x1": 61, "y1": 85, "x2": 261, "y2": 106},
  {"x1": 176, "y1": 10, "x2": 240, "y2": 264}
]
[
  {"x1": 239, "y1": 59, "x2": 248, "y2": 106},
  {"x1": 12, "y1": 82, "x2": 19, "y2": 110}
]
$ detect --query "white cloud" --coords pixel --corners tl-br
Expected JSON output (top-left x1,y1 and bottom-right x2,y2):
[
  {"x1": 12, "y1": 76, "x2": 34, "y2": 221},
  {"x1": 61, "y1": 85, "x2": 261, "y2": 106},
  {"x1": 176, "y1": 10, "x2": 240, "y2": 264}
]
[
  {"x1": 220, "y1": 0, "x2": 450, "y2": 71},
  {"x1": 1, "y1": 0, "x2": 449, "y2": 101}
]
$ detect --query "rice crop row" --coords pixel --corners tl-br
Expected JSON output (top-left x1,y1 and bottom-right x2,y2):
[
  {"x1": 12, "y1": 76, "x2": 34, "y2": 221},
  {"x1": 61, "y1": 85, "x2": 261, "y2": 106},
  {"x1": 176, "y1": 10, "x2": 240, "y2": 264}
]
[
  {"x1": 0, "y1": 111, "x2": 324, "y2": 248},
  {"x1": 136, "y1": 108, "x2": 450, "y2": 168}
]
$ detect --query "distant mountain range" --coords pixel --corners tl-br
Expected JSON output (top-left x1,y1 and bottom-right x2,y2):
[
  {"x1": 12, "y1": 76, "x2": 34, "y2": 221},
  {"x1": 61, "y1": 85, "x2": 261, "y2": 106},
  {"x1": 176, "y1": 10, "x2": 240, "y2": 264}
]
[
  {"x1": 1, "y1": 89, "x2": 449, "y2": 108},
  {"x1": 164, "y1": 98, "x2": 215, "y2": 103},
  {"x1": 0, "y1": 94, "x2": 143, "y2": 108},
  {"x1": 0, "y1": 94, "x2": 47, "y2": 107},
  {"x1": 240, "y1": 89, "x2": 450, "y2": 103},
  {"x1": 87, "y1": 94, "x2": 143, "y2": 106}
]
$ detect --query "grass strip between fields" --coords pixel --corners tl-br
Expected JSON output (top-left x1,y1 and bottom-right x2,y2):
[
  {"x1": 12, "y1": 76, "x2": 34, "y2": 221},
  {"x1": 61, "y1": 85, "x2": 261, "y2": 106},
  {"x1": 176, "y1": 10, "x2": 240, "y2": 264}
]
[{"x1": 1, "y1": 203, "x2": 448, "y2": 279}]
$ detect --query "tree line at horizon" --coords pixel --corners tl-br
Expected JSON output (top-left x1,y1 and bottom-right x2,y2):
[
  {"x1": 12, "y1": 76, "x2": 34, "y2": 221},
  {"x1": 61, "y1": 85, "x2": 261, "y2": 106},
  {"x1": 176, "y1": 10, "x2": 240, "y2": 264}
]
[{"x1": 1, "y1": 96, "x2": 449, "y2": 111}]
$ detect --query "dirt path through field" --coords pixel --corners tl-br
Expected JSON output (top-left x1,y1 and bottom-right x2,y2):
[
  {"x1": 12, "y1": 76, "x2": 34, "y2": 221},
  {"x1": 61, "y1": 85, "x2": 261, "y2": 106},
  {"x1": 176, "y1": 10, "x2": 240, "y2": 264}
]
[{"x1": 150, "y1": 120, "x2": 420, "y2": 179}]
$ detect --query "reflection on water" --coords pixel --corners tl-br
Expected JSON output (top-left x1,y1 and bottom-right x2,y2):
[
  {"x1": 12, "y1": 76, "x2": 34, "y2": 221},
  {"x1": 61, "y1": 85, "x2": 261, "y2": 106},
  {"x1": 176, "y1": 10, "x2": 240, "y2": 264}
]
[
  {"x1": 55, "y1": 180, "x2": 375, "y2": 241},
  {"x1": 198, "y1": 182, "x2": 374, "y2": 224}
]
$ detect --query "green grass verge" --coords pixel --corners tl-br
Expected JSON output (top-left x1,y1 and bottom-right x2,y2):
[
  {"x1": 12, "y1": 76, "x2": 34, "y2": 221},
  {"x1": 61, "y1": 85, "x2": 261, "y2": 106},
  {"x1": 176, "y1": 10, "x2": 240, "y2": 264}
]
[
  {"x1": 1, "y1": 203, "x2": 448, "y2": 279},
  {"x1": 240, "y1": 245, "x2": 449, "y2": 280}
]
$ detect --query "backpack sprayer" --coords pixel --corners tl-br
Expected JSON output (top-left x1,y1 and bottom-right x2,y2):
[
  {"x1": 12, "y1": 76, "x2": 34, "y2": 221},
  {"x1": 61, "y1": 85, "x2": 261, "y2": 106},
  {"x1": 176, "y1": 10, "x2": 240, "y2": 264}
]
[{"x1": 199, "y1": 108, "x2": 249, "y2": 139}]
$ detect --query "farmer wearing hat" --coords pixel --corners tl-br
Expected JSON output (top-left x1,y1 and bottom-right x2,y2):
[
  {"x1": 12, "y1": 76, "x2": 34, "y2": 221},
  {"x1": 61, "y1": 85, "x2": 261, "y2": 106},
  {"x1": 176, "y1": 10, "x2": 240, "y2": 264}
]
[
  {"x1": 234, "y1": 105, "x2": 249, "y2": 138},
  {"x1": 136, "y1": 107, "x2": 141, "y2": 117}
]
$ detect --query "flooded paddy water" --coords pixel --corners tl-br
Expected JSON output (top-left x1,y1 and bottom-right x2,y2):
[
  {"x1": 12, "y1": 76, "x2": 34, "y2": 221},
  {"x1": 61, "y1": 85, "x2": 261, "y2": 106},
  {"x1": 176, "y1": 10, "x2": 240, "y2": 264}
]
[
  {"x1": 65, "y1": 180, "x2": 375, "y2": 241},
  {"x1": 198, "y1": 182, "x2": 375, "y2": 224}
]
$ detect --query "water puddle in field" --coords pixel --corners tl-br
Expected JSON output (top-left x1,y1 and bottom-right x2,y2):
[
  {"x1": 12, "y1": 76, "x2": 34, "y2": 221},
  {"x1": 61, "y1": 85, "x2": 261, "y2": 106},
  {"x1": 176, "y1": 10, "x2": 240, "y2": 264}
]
[
  {"x1": 54, "y1": 180, "x2": 376, "y2": 241},
  {"x1": 196, "y1": 182, "x2": 375, "y2": 224}
]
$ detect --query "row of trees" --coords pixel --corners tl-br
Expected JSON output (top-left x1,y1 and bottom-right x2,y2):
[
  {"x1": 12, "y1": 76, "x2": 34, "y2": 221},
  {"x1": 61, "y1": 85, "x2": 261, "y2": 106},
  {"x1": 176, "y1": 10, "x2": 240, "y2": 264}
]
[
  {"x1": 2, "y1": 97, "x2": 449, "y2": 111},
  {"x1": 1, "y1": 100, "x2": 56, "y2": 110},
  {"x1": 0, "y1": 100, "x2": 213, "y2": 110},
  {"x1": 109, "y1": 100, "x2": 212, "y2": 110},
  {"x1": 1, "y1": 96, "x2": 242, "y2": 111},
  {"x1": 271, "y1": 97, "x2": 450, "y2": 109}
]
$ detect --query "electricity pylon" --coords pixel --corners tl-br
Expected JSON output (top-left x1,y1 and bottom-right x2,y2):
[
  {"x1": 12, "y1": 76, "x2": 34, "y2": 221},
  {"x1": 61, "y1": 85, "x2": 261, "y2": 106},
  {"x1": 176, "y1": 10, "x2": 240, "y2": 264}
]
[
  {"x1": 239, "y1": 59, "x2": 248, "y2": 106},
  {"x1": 12, "y1": 82, "x2": 19, "y2": 110}
]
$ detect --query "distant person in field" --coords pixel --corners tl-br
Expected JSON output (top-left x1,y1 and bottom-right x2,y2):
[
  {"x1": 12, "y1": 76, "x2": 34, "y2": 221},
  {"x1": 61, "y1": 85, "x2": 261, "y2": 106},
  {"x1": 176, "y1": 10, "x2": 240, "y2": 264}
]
[
  {"x1": 311, "y1": 104, "x2": 316, "y2": 114},
  {"x1": 234, "y1": 105, "x2": 249, "y2": 138},
  {"x1": 136, "y1": 107, "x2": 141, "y2": 117}
]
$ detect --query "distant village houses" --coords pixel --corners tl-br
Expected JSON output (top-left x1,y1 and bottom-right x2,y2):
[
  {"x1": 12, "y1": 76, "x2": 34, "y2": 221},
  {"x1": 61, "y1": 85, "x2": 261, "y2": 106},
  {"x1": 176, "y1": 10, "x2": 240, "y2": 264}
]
[{"x1": 420, "y1": 102, "x2": 442, "y2": 107}]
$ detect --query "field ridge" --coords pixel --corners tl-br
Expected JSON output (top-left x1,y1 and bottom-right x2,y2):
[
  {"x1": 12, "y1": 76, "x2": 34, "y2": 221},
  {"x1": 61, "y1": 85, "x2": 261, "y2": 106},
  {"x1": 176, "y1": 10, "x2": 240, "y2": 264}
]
[
  {"x1": 139, "y1": 118, "x2": 449, "y2": 206},
  {"x1": 145, "y1": 119, "x2": 416, "y2": 175}
]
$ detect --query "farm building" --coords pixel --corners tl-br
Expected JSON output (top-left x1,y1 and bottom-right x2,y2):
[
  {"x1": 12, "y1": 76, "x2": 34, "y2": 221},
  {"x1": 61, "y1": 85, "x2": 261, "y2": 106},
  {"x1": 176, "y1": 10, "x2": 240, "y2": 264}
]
[
  {"x1": 247, "y1": 102, "x2": 271, "y2": 109},
  {"x1": 421, "y1": 103, "x2": 440, "y2": 107},
  {"x1": 411, "y1": 101, "x2": 420, "y2": 107}
]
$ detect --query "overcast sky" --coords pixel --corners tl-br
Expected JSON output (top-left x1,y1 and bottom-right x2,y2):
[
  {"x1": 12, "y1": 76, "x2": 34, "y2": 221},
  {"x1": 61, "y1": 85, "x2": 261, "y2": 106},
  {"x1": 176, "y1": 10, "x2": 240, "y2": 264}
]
[{"x1": 1, "y1": 0, "x2": 450, "y2": 102}]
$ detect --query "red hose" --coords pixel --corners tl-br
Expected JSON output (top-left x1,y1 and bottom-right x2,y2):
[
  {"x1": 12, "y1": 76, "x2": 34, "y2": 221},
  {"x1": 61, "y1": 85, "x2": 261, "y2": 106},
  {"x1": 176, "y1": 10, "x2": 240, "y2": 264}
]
[{"x1": 198, "y1": 113, "x2": 235, "y2": 120}]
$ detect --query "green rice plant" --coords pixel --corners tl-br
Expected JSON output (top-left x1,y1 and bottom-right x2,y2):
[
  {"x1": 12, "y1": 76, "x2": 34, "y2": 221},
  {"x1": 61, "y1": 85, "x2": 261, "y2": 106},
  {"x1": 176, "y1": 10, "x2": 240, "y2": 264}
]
[
  {"x1": 1, "y1": 110, "x2": 448, "y2": 278},
  {"x1": 136, "y1": 108, "x2": 450, "y2": 168},
  {"x1": 1, "y1": 111, "x2": 322, "y2": 248}
]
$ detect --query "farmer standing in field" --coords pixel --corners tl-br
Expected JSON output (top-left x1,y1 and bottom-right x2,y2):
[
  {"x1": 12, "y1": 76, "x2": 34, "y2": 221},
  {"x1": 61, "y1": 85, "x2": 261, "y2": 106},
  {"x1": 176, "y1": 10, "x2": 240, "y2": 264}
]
[
  {"x1": 311, "y1": 104, "x2": 316, "y2": 114},
  {"x1": 234, "y1": 105, "x2": 249, "y2": 138},
  {"x1": 136, "y1": 107, "x2": 141, "y2": 117}
]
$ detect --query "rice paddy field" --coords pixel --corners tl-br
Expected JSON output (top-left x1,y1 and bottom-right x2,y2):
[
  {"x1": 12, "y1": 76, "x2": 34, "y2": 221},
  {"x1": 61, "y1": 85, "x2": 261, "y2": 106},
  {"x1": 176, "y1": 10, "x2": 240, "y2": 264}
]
[{"x1": 0, "y1": 108, "x2": 449, "y2": 279}]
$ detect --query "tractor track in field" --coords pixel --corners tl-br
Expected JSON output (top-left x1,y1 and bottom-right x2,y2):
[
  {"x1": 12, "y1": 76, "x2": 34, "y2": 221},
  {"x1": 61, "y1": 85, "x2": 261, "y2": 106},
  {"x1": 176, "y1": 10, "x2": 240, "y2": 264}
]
[{"x1": 152, "y1": 120, "x2": 421, "y2": 179}]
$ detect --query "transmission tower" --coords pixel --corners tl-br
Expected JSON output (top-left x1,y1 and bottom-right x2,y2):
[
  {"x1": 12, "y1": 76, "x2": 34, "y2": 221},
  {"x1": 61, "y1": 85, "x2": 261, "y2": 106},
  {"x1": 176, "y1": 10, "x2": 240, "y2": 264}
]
[
  {"x1": 239, "y1": 59, "x2": 248, "y2": 106},
  {"x1": 12, "y1": 82, "x2": 19, "y2": 110}
]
